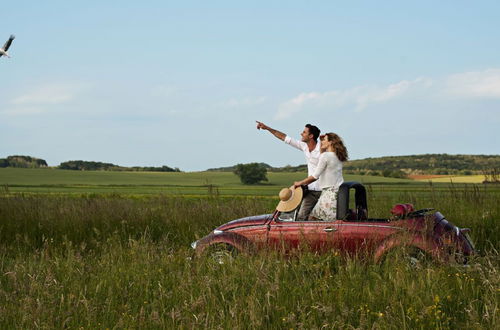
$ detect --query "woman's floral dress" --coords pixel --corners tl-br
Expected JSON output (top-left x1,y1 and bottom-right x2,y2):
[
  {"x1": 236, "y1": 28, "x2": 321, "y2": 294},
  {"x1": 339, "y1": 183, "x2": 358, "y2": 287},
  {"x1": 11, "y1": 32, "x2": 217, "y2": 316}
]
[{"x1": 310, "y1": 187, "x2": 338, "y2": 220}]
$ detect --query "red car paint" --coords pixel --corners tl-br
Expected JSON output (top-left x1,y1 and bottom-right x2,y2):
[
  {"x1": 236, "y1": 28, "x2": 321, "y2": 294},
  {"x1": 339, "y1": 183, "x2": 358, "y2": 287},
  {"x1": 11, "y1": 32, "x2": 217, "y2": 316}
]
[{"x1": 192, "y1": 182, "x2": 475, "y2": 263}]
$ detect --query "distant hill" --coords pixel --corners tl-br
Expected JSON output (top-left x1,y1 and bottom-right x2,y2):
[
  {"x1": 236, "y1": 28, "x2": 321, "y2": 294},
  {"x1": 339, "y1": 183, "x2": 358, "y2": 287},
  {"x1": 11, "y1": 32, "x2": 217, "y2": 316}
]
[
  {"x1": 0, "y1": 155, "x2": 48, "y2": 168},
  {"x1": 207, "y1": 154, "x2": 500, "y2": 178},
  {"x1": 342, "y1": 154, "x2": 500, "y2": 176}
]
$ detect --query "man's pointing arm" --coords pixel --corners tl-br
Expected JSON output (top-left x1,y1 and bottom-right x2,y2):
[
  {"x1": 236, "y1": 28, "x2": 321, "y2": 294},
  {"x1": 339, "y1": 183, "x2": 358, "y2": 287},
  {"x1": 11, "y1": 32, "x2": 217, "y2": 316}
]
[{"x1": 256, "y1": 121, "x2": 286, "y2": 141}]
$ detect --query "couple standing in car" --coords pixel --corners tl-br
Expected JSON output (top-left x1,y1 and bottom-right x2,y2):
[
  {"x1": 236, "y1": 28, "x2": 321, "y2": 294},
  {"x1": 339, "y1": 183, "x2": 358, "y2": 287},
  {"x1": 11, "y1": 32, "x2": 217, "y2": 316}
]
[{"x1": 256, "y1": 121, "x2": 348, "y2": 221}]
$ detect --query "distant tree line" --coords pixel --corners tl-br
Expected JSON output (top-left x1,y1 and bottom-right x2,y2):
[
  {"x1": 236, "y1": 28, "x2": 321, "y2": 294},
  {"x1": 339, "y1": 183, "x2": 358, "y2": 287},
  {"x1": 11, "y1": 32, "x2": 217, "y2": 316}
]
[
  {"x1": 270, "y1": 164, "x2": 307, "y2": 173},
  {"x1": 0, "y1": 155, "x2": 48, "y2": 168},
  {"x1": 207, "y1": 163, "x2": 272, "y2": 172},
  {"x1": 58, "y1": 160, "x2": 180, "y2": 172},
  {"x1": 129, "y1": 166, "x2": 180, "y2": 172},
  {"x1": 58, "y1": 160, "x2": 120, "y2": 171},
  {"x1": 0, "y1": 155, "x2": 180, "y2": 172}
]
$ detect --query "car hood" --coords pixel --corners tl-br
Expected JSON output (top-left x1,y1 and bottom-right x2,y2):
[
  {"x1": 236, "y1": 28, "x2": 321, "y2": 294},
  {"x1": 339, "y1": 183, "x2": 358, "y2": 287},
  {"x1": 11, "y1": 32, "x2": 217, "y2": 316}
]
[{"x1": 216, "y1": 214, "x2": 273, "y2": 231}]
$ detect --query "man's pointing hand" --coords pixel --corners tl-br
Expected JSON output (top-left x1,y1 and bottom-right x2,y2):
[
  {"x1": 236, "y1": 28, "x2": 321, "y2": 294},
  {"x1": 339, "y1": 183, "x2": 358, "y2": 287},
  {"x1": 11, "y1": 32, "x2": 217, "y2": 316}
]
[{"x1": 256, "y1": 121, "x2": 269, "y2": 130}]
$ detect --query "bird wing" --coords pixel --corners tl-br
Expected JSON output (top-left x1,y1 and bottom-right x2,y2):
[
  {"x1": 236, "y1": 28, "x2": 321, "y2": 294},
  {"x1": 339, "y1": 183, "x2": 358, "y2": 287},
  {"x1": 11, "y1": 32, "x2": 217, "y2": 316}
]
[{"x1": 2, "y1": 35, "x2": 15, "y2": 51}]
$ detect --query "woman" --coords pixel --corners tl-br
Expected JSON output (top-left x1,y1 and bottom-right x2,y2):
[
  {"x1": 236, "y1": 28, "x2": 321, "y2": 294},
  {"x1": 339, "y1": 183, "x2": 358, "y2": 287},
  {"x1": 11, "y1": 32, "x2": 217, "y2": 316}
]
[{"x1": 293, "y1": 133, "x2": 348, "y2": 220}]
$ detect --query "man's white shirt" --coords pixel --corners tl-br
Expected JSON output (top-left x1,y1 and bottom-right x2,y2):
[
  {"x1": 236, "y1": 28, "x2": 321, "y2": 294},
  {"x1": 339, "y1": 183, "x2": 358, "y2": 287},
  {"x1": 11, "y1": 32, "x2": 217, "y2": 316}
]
[{"x1": 284, "y1": 135, "x2": 321, "y2": 191}]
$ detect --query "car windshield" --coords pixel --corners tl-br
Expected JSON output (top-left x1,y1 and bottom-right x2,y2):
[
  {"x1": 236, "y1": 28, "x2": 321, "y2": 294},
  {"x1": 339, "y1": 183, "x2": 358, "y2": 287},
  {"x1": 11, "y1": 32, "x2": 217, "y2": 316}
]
[{"x1": 278, "y1": 210, "x2": 297, "y2": 221}]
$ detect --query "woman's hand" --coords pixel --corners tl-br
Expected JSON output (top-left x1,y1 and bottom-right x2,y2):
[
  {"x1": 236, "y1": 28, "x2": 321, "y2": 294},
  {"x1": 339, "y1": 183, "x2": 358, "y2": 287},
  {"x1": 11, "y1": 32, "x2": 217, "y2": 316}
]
[{"x1": 294, "y1": 176, "x2": 317, "y2": 188}]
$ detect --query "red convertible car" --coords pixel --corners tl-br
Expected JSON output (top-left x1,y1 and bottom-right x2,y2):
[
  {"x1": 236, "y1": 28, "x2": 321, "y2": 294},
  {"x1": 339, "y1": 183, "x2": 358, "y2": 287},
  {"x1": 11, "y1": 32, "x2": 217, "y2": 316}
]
[{"x1": 191, "y1": 182, "x2": 475, "y2": 264}]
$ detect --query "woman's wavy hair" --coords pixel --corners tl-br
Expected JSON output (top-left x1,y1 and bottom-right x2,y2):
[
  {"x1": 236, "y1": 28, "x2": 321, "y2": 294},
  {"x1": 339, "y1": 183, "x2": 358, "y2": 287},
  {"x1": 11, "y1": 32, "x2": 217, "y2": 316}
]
[{"x1": 322, "y1": 133, "x2": 348, "y2": 162}]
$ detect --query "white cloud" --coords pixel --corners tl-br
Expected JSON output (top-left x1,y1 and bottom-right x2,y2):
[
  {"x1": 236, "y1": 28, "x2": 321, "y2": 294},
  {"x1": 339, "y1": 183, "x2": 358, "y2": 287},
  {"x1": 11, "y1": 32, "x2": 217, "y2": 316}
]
[
  {"x1": 275, "y1": 69, "x2": 500, "y2": 120},
  {"x1": 275, "y1": 78, "x2": 429, "y2": 119},
  {"x1": 10, "y1": 84, "x2": 83, "y2": 105},
  {"x1": 444, "y1": 68, "x2": 500, "y2": 99},
  {"x1": 274, "y1": 92, "x2": 321, "y2": 119},
  {"x1": 2, "y1": 83, "x2": 87, "y2": 116}
]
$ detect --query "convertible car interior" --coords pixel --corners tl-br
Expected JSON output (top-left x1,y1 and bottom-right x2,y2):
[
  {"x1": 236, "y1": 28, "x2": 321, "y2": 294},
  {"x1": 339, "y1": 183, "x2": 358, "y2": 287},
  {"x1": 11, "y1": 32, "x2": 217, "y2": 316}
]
[{"x1": 279, "y1": 181, "x2": 389, "y2": 222}]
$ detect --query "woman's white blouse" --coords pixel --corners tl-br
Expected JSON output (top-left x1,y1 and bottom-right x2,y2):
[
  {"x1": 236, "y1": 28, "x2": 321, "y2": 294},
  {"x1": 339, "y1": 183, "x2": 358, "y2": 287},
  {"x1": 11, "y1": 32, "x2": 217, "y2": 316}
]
[{"x1": 312, "y1": 152, "x2": 344, "y2": 189}]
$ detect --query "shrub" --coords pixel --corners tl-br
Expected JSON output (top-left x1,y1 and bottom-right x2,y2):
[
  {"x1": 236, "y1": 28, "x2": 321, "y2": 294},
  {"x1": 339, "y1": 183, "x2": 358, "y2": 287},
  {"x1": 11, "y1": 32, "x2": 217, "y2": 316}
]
[{"x1": 233, "y1": 163, "x2": 268, "y2": 184}]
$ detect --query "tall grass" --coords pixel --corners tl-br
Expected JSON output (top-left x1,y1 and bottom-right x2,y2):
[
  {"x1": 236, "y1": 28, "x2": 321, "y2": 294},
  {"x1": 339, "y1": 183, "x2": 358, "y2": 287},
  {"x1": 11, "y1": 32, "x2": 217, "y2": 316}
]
[
  {"x1": 0, "y1": 185, "x2": 498, "y2": 328},
  {"x1": 0, "y1": 195, "x2": 274, "y2": 252}
]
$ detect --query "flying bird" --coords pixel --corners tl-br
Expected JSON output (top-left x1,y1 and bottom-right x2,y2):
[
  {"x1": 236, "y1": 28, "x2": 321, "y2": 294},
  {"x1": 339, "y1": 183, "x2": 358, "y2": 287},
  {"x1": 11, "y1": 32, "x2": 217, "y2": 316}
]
[{"x1": 0, "y1": 35, "x2": 15, "y2": 58}]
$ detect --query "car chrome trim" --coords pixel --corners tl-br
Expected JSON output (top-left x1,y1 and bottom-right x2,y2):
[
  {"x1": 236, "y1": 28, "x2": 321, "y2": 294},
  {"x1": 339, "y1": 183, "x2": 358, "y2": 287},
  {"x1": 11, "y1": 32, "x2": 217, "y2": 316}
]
[
  {"x1": 227, "y1": 225, "x2": 265, "y2": 232},
  {"x1": 336, "y1": 224, "x2": 403, "y2": 230},
  {"x1": 213, "y1": 229, "x2": 224, "y2": 235},
  {"x1": 191, "y1": 241, "x2": 197, "y2": 249},
  {"x1": 271, "y1": 223, "x2": 402, "y2": 230}
]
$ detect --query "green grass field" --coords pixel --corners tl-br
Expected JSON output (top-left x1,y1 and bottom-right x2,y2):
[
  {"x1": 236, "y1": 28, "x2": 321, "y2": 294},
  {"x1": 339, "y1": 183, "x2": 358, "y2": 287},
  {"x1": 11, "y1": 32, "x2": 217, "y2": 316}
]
[
  {"x1": 0, "y1": 167, "x2": 418, "y2": 196},
  {"x1": 0, "y1": 168, "x2": 498, "y2": 328}
]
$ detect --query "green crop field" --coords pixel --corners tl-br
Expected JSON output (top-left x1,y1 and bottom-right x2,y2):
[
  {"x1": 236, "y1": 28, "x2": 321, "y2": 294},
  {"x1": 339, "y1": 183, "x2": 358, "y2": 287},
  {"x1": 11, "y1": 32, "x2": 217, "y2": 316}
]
[
  {"x1": 0, "y1": 168, "x2": 498, "y2": 328},
  {"x1": 0, "y1": 167, "x2": 417, "y2": 196}
]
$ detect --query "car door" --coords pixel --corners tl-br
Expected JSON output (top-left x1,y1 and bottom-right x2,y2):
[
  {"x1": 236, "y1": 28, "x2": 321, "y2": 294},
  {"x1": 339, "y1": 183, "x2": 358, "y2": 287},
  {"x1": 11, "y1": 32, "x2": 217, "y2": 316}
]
[
  {"x1": 267, "y1": 219, "x2": 342, "y2": 253},
  {"x1": 334, "y1": 221, "x2": 400, "y2": 255}
]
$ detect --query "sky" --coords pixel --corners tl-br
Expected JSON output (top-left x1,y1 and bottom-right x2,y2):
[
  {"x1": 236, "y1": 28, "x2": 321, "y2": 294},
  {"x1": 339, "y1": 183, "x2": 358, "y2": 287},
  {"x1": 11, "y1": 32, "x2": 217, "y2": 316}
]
[{"x1": 1, "y1": 1, "x2": 499, "y2": 171}]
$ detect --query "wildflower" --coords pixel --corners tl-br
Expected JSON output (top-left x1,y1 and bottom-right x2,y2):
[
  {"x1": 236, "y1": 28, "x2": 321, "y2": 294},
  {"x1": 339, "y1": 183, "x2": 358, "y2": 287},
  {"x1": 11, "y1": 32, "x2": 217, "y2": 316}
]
[{"x1": 378, "y1": 312, "x2": 384, "y2": 317}]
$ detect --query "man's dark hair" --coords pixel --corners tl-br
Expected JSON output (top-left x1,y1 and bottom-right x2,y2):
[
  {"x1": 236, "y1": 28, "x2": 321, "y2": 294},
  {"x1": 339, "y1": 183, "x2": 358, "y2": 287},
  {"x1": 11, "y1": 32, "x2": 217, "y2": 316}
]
[{"x1": 305, "y1": 124, "x2": 320, "y2": 141}]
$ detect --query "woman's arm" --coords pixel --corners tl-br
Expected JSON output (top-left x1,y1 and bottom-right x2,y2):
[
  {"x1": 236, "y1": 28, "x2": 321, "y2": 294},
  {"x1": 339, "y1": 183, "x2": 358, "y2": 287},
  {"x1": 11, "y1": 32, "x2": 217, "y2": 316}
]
[
  {"x1": 294, "y1": 153, "x2": 328, "y2": 188},
  {"x1": 294, "y1": 176, "x2": 317, "y2": 188}
]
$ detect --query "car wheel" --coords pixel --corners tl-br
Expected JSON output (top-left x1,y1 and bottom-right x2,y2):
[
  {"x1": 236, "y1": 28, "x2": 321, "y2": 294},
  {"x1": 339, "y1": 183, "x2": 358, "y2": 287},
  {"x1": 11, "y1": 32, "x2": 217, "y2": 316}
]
[
  {"x1": 206, "y1": 243, "x2": 238, "y2": 265},
  {"x1": 450, "y1": 251, "x2": 470, "y2": 265},
  {"x1": 406, "y1": 247, "x2": 433, "y2": 268},
  {"x1": 382, "y1": 246, "x2": 433, "y2": 268}
]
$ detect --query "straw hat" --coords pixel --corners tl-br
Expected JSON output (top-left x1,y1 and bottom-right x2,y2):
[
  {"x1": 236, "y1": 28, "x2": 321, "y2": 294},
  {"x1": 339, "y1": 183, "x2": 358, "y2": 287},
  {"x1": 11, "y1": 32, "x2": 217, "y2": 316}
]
[{"x1": 276, "y1": 186, "x2": 303, "y2": 212}]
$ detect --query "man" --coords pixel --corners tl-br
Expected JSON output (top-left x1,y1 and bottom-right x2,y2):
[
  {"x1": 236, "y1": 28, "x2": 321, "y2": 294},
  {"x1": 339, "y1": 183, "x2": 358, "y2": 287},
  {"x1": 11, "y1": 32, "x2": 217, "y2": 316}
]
[{"x1": 256, "y1": 121, "x2": 321, "y2": 220}]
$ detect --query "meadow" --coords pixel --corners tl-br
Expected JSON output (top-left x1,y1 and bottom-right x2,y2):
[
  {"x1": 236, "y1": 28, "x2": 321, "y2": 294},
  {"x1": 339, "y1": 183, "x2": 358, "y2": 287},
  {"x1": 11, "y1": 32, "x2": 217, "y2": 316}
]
[
  {"x1": 0, "y1": 168, "x2": 498, "y2": 328},
  {"x1": 0, "y1": 167, "x2": 414, "y2": 195}
]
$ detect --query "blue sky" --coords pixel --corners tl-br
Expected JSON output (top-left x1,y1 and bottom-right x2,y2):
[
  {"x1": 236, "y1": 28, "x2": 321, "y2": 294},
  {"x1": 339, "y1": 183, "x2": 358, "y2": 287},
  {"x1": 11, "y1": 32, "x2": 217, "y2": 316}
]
[{"x1": 1, "y1": 1, "x2": 499, "y2": 171}]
